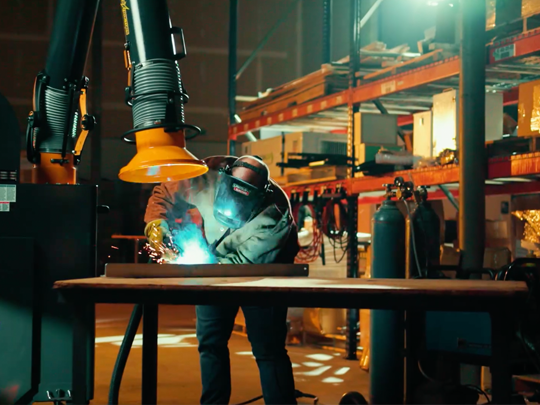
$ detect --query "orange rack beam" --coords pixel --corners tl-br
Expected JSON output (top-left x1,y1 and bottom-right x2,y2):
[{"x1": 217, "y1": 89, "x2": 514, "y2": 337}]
[{"x1": 283, "y1": 153, "x2": 540, "y2": 198}]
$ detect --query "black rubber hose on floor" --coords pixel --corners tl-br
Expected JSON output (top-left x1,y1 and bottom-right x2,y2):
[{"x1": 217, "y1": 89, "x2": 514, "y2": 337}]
[{"x1": 108, "y1": 304, "x2": 143, "y2": 405}]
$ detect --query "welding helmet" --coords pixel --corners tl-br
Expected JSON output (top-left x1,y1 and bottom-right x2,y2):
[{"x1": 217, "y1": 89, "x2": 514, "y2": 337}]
[{"x1": 213, "y1": 160, "x2": 270, "y2": 229}]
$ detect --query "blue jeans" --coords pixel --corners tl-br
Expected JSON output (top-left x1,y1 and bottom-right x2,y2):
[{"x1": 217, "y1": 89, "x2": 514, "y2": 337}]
[{"x1": 195, "y1": 305, "x2": 297, "y2": 404}]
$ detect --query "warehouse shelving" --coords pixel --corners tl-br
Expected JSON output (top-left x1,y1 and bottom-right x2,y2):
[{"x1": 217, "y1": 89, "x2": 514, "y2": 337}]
[
  {"x1": 226, "y1": 0, "x2": 540, "y2": 362},
  {"x1": 229, "y1": 27, "x2": 540, "y2": 139}
]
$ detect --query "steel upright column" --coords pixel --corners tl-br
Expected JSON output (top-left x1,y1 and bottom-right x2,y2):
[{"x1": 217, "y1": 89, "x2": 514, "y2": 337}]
[
  {"x1": 322, "y1": 0, "x2": 332, "y2": 64},
  {"x1": 459, "y1": 0, "x2": 486, "y2": 275},
  {"x1": 90, "y1": 1, "x2": 102, "y2": 185},
  {"x1": 228, "y1": 0, "x2": 238, "y2": 156},
  {"x1": 345, "y1": 0, "x2": 361, "y2": 361}
]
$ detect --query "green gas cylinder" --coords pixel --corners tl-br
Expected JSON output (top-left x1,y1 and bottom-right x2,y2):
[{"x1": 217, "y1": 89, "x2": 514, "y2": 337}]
[
  {"x1": 407, "y1": 201, "x2": 441, "y2": 279},
  {"x1": 370, "y1": 199, "x2": 406, "y2": 404}
]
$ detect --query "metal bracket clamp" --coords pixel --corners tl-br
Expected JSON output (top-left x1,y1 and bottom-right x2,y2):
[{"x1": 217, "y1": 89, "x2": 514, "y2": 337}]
[
  {"x1": 46, "y1": 389, "x2": 72, "y2": 405},
  {"x1": 73, "y1": 78, "x2": 96, "y2": 165}
]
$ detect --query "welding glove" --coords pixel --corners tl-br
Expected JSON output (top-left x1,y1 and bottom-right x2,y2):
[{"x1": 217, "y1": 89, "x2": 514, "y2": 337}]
[{"x1": 145, "y1": 219, "x2": 172, "y2": 251}]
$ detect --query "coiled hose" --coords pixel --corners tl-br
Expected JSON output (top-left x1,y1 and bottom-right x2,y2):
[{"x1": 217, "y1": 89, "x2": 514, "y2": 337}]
[
  {"x1": 39, "y1": 86, "x2": 79, "y2": 152},
  {"x1": 132, "y1": 59, "x2": 184, "y2": 129}
]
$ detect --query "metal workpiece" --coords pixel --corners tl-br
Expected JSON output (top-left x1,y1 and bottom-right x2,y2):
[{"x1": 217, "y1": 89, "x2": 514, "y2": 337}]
[
  {"x1": 459, "y1": 0, "x2": 487, "y2": 277},
  {"x1": 104, "y1": 263, "x2": 309, "y2": 278},
  {"x1": 370, "y1": 199, "x2": 406, "y2": 405}
]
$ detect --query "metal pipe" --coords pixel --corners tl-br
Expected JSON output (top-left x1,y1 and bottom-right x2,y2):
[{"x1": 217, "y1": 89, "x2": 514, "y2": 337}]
[
  {"x1": 459, "y1": 0, "x2": 486, "y2": 276},
  {"x1": 228, "y1": 0, "x2": 238, "y2": 155},
  {"x1": 235, "y1": 0, "x2": 300, "y2": 81},
  {"x1": 360, "y1": 0, "x2": 384, "y2": 31},
  {"x1": 322, "y1": 0, "x2": 332, "y2": 64},
  {"x1": 90, "y1": 1, "x2": 102, "y2": 185},
  {"x1": 45, "y1": 0, "x2": 100, "y2": 89}
]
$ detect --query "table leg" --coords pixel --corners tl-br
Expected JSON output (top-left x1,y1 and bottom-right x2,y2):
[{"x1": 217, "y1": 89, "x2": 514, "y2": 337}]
[
  {"x1": 72, "y1": 302, "x2": 91, "y2": 405},
  {"x1": 490, "y1": 311, "x2": 513, "y2": 404},
  {"x1": 142, "y1": 304, "x2": 159, "y2": 405}
]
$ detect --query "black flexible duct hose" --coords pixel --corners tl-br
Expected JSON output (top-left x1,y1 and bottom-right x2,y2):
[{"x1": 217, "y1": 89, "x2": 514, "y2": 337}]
[{"x1": 108, "y1": 304, "x2": 143, "y2": 405}]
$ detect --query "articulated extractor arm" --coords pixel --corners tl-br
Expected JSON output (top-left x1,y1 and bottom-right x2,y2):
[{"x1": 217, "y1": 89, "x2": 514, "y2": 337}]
[
  {"x1": 26, "y1": 0, "x2": 207, "y2": 185},
  {"x1": 26, "y1": 0, "x2": 99, "y2": 184}
]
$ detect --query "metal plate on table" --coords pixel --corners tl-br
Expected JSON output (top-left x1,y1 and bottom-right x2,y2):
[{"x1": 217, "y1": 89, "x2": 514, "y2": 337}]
[{"x1": 104, "y1": 263, "x2": 309, "y2": 278}]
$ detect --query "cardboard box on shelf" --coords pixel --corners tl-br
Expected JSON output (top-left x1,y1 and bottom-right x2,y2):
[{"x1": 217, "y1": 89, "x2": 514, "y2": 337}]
[
  {"x1": 413, "y1": 111, "x2": 433, "y2": 158},
  {"x1": 241, "y1": 136, "x2": 293, "y2": 180},
  {"x1": 242, "y1": 131, "x2": 348, "y2": 180},
  {"x1": 432, "y1": 89, "x2": 503, "y2": 156},
  {"x1": 522, "y1": 0, "x2": 540, "y2": 18},
  {"x1": 518, "y1": 79, "x2": 540, "y2": 137},
  {"x1": 354, "y1": 112, "x2": 398, "y2": 145}
]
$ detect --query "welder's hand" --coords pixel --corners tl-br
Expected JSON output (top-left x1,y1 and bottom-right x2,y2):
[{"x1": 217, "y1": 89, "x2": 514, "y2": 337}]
[{"x1": 145, "y1": 219, "x2": 172, "y2": 251}]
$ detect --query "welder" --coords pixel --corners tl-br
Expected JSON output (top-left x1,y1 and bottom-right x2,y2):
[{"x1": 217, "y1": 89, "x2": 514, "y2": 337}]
[{"x1": 144, "y1": 154, "x2": 299, "y2": 405}]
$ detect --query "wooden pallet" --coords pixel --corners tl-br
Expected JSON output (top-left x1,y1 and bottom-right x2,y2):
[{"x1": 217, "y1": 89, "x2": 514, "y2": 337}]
[{"x1": 239, "y1": 65, "x2": 348, "y2": 121}]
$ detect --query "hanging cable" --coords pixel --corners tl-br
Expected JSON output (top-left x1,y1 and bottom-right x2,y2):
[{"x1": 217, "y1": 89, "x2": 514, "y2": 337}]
[
  {"x1": 293, "y1": 202, "x2": 323, "y2": 263},
  {"x1": 322, "y1": 198, "x2": 349, "y2": 264}
]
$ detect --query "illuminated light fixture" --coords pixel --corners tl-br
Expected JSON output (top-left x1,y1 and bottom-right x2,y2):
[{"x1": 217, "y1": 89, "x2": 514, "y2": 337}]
[
  {"x1": 309, "y1": 160, "x2": 326, "y2": 167},
  {"x1": 119, "y1": 128, "x2": 208, "y2": 183}
]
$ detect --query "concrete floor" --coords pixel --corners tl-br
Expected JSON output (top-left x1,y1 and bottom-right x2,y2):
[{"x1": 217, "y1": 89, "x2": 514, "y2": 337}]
[{"x1": 93, "y1": 304, "x2": 369, "y2": 404}]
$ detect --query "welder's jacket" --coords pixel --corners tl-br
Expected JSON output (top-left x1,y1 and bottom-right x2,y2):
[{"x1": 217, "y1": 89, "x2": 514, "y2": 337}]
[{"x1": 144, "y1": 156, "x2": 299, "y2": 264}]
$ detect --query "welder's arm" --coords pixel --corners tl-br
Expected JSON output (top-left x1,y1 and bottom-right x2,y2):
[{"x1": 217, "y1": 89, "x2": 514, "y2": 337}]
[
  {"x1": 144, "y1": 180, "x2": 194, "y2": 246},
  {"x1": 216, "y1": 206, "x2": 296, "y2": 265}
]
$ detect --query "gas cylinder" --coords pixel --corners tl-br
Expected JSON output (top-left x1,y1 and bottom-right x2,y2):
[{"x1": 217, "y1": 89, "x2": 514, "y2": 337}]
[
  {"x1": 406, "y1": 200, "x2": 441, "y2": 279},
  {"x1": 370, "y1": 199, "x2": 406, "y2": 405}
]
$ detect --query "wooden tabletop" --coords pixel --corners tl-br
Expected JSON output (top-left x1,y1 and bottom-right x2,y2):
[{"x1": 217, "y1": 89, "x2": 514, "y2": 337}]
[{"x1": 54, "y1": 277, "x2": 528, "y2": 311}]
